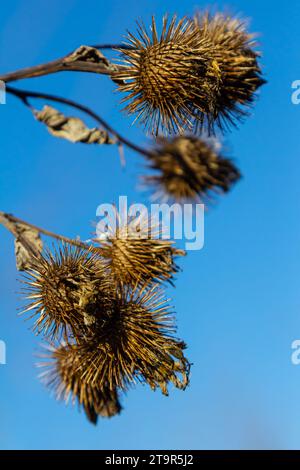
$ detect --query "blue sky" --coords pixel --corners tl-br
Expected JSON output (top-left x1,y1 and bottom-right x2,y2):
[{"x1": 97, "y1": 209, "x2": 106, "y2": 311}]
[{"x1": 0, "y1": 0, "x2": 299, "y2": 450}]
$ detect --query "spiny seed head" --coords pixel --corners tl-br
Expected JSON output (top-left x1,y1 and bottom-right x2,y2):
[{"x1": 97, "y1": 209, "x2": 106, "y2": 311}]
[
  {"x1": 39, "y1": 344, "x2": 122, "y2": 424},
  {"x1": 21, "y1": 244, "x2": 111, "y2": 340},
  {"x1": 96, "y1": 209, "x2": 185, "y2": 287},
  {"x1": 68, "y1": 286, "x2": 190, "y2": 395},
  {"x1": 193, "y1": 12, "x2": 266, "y2": 132},
  {"x1": 116, "y1": 14, "x2": 264, "y2": 135},
  {"x1": 116, "y1": 15, "x2": 212, "y2": 135},
  {"x1": 144, "y1": 136, "x2": 241, "y2": 202}
]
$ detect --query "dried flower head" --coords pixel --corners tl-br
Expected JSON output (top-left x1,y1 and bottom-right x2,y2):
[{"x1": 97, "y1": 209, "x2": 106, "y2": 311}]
[
  {"x1": 144, "y1": 136, "x2": 241, "y2": 202},
  {"x1": 116, "y1": 14, "x2": 264, "y2": 135},
  {"x1": 193, "y1": 12, "x2": 266, "y2": 131},
  {"x1": 116, "y1": 15, "x2": 213, "y2": 135},
  {"x1": 96, "y1": 209, "x2": 185, "y2": 287},
  {"x1": 40, "y1": 344, "x2": 122, "y2": 424},
  {"x1": 68, "y1": 287, "x2": 190, "y2": 395},
  {"x1": 22, "y1": 244, "x2": 111, "y2": 340}
]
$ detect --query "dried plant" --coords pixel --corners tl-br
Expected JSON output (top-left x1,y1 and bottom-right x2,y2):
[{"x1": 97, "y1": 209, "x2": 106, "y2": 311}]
[
  {"x1": 35, "y1": 105, "x2": 116, "y2": 144},
  {"x1": 116, "y1": 14, "x2": 264, "y2": 135},
  {"x1": 0, "y1": 9, "x2": 265, "y2": 423},
  {"x1": 192, "y1": 12, "x2": 266, "y2": 132},
  {"x1": 96, "y1": 209, "x2": 185, "y2": 287},
  {"x1": 39, "y1": 344, "x2": 122, "y2": 424},
  {"x1": 38, "y1": 344, "x2": 122, "y2": 424},
  {"x1": 22, "y1": 245, "x2": 110, "y2": 340},
  {"x1": 144, "y1": 136, "x2": 240, "y2": 202},
  {"x1": 116, "y1": 16, "x2": 211, "y2": 135},
  {"x1": 20, "y1": 236, "x2": 189, "y2": 413},
  {"x1": 61, "y1": 286, "x2": 190, "y2": 394}
]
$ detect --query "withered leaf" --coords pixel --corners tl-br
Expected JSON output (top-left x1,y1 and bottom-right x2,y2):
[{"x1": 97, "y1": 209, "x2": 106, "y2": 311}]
[
  {"x1": 14, "y1": 225, "x2": 43, "y2": 271},
  {"x1": 66, "y1": 45, "x2": 110, "y2": 66},
  {"x1": 34, "y1": 105, "x2": 115, "y2": 144},
  {"x1": 65, "y1": 45, "x2": 123, "y2": 84}
]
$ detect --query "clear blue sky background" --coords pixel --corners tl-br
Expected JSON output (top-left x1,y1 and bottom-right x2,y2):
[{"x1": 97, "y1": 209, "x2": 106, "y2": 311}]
[{"x1": 0, "y1": 0, "x2": 299, "y2": 450}]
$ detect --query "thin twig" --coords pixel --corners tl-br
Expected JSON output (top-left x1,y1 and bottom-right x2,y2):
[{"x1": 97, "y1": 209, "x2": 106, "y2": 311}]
[
  {"x1": 0, "y1": 50, "x2": 121, "y2": 84},
  {"x1": 0, "y1": 211, "x2": 41, "y2": 257},
  {"x1": 6, "y1": 85, "x2": 151, "y2": 157},
  {"x1": 0, "y1": 212, "x2": 91, "y2": 251},
  {"x1": 91, "y1": 44, "x2": 134, "y2": 50}
]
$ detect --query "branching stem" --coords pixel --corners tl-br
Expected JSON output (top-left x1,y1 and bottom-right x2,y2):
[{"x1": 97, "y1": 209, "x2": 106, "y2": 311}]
[
  {"x1": 0, "y1": 211, "x2": 91, "y2": 252},
  {"x1": 6, "y1": 85, "x2": 151, "y2": 157},
  {"x1": 0, "y1": 50, "x2": 121, "y2": 83}
]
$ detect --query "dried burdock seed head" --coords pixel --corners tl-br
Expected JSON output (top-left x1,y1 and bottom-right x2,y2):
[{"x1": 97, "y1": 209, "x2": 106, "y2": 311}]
[
  {"x1": 144, "y1": 136, "x2": 241, "y2": 202},
  {"x1": 116, "y1": 15, "x2": 213, "y2": 135},
  {"x1": 21, "y1": 244, "x2": 111, "y2": 340},
  {"x1": 71, "y1": 286, "x2": 190, "y2": 395},
  {"x1": 39, "y1": 344, "x2": 122, "y2": 424},
  {"x1": 96, "y1": 209, "x2": 185, "y2": 287},
  {"x1": 193, "y1": 12, "x2": 266, "y2": 132},
  {"x1": 116, "y1": 13, "x2": 264, "y2": 135}
]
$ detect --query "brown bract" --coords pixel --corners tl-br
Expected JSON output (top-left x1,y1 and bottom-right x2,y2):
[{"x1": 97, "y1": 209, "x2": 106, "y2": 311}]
[
  {"x1": 116, "y1": 14, "x2": 265, "y2": 135},
  {"x1": 97, "y1": 211, "x2": 185, "y2": 287},
  {"x1": 144, "y1": 136, "x2": 241, "y2": 202},
  {"x1": 40, "y1": 344, "x2": 122, "y2": 424},
  {"x1": 61, "y1": 287, "x2": 190, "y2": 395},
  {"x1": 22, "y1": 245, "x2": 111, "y2": 340},
  {"x1": 116, "y1": 16, "x2": 212, "y2": 135},
  {"x1": 22, "y1": 244, "x2": 190, "y2": 422},
  {"x1": 193, "y1": 12, "x2": 266, "y2": 132}
]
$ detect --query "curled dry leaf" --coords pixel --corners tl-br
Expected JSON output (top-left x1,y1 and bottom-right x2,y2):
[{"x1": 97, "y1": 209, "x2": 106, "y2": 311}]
[
  {"x1": 34, "y1": 105, "x2": 115, "y2": 145},
  {"x1": 65, "y1": 46, "x2": 123, "y2": 84},
  {"x1": 65, "y1": 45, "x2": 111, "y2": 66},
  {"x1": 14, "y1": 225, "x2": 43, "y2": 271}
]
